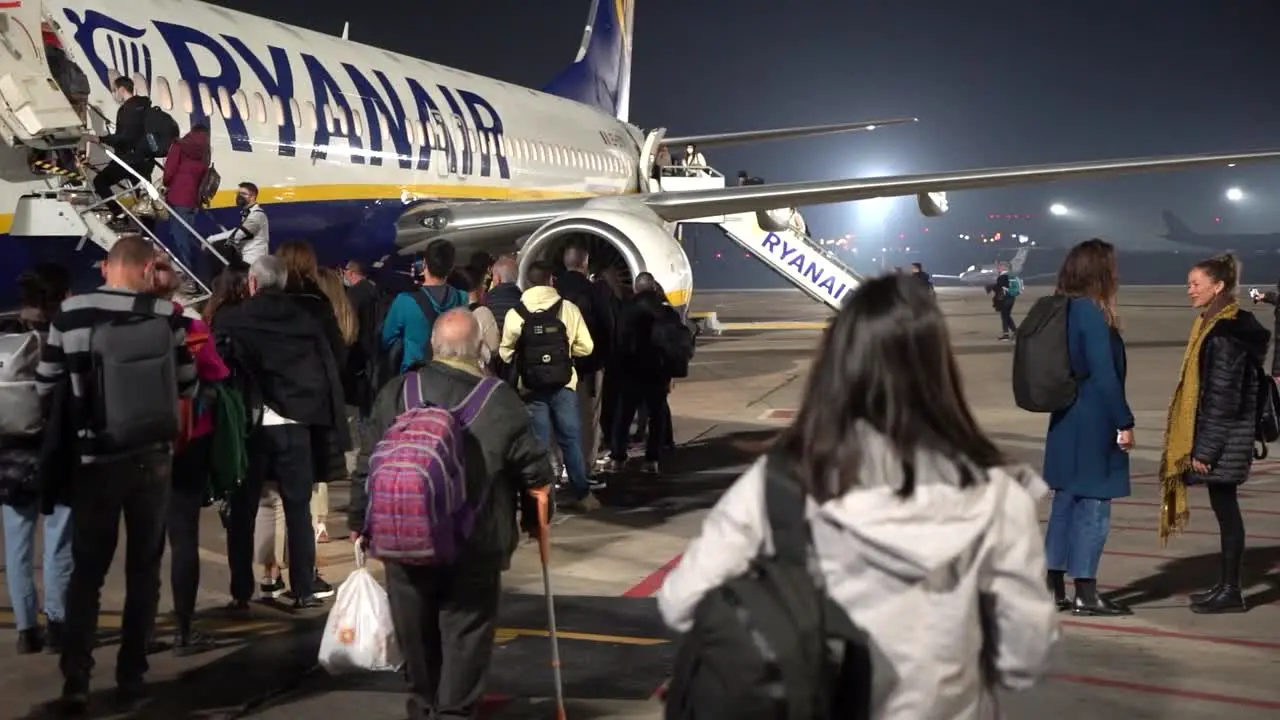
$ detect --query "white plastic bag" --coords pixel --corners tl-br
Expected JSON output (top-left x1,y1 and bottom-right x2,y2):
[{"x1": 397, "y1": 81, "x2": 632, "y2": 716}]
[{"x1": 318, "y1": 546, "x2": 402, "y2": 674}]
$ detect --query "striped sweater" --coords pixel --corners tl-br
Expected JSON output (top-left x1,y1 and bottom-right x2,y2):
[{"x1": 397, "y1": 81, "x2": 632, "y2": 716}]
[{"x1": 35, "y1": 287, "x2": 198, "y2": 463}]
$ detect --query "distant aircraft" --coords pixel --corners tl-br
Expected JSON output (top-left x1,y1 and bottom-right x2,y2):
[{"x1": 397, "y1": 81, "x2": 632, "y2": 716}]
[
  {"x1": 1160, "y1": 211, "x2": 1280, "y2": 252},
  {"x1": 931, "y1": 247, "x2": 1052, "y2": 285}
]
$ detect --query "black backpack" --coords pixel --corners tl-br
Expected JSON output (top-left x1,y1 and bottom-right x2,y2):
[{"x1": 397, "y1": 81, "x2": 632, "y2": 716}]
[
  {"x1": 652, "y1": 306, "x2": 694, "y2": 379},
  {"x1": 515, "y1": 300, "x2": 573, "y2": 391},
  {"x1": 143, "y1": 105, "x2": 180, "y2": 158},
  {"x1": 665, "y1": 456, "x2": 873, "y2": 720},
  {"x1": 1012, "y1": 296, "x2": 1079, "y2": 413},
  {"x1": 1252, "y1": 363, "x2": 1280, "y2": 459},
  {"x1": 88, "y1": 296, "x2": 180, "y2": 453}
]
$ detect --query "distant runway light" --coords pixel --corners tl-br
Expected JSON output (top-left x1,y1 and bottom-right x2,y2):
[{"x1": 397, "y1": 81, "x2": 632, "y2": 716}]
[
  {"x1": 1226, "y1": 187, "x2": 1244, "y2": 202},
  {"x1": 1049, "y1": 203, "x2": 1068, "y2": 216}
]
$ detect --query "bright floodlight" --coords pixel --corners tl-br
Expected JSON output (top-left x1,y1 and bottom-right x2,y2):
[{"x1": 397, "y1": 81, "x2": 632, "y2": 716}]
[
  {"x1": 1226, "y1": 187, "x2": 1244, "y2": 202},
  {"x1": 1049, "y1": 203, "x2": 1068, "y2": 216}
]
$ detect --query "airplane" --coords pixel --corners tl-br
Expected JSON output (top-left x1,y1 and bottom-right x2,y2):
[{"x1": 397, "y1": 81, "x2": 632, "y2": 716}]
[
  {"x1": 928, "y1": 247, "x2": 1056, "y2": 285},
  {"x1": 1160, "y1": 210, "x2": 1280, "y2": 253},
  {"x1": 2, "y1": 0, "x2": 1280, "y2": 312}
]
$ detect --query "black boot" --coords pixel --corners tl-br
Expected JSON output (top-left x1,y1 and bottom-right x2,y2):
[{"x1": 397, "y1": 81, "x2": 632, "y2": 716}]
[
  {"x1": 1046, "y1": 570, "x2": 1070, "y2": 611},
  {"x1": 1191, "y1": 548, "x2": 1247, "y2": 614},
  {"x1": 1072, "y1": 578, "x2": 1132, "y2": 616},
  {"x1": 45, "y1": 619, "x2": 65, "y2": 655},
  {"x1": 1189, "y1": 582, "x2": 1223, "y2": 604},
  {"x1": 173, "y1": 617, "x2": 217, "y2": 657},
  {"x1": 16, "y1": 627, "x2": 44, "y2": 654}
]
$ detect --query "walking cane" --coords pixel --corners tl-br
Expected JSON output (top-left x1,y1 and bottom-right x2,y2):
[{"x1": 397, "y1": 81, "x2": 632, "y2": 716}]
[{"x1": 535, "y1": 488, "x2": 568, "y2": 720}]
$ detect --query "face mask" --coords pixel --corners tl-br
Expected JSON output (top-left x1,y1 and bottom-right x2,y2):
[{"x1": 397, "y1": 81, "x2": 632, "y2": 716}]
[{"x1": 235, "y1": 195, "x2": 248, "y2": 208}]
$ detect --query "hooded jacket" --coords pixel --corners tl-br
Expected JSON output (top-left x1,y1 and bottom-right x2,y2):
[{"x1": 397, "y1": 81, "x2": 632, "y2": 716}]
[
  {"x1": 498, "y1": 285, "x2": 594, "y2": 391},
  {"x1": 162, "y1": 127, "x2": 211, "y2": 209},
  {"x1": 1188, "y1": 309, "x2": 1271, "y2": 486},
  {"x1": 657, "y1": 423, "x2": 1058, "y2": 720}
]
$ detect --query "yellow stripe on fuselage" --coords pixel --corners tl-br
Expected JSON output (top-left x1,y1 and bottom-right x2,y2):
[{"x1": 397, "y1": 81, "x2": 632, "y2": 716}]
[{"x1": 0, "y1": 182, "x2": 617, "y2": 235}]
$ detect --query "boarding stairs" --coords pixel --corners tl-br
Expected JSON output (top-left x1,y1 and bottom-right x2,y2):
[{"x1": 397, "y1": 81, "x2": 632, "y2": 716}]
[
  {"x1": 0, "y1": 5, "x2": 226, "y2": 304},
  {"x1": 655, "y1": 165, "x2": 863, "y2": 310}
]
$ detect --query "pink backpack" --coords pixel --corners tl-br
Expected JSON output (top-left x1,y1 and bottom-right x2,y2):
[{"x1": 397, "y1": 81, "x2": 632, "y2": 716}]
[{"x1": 365, "y1": 373, "x2": 502, "y2": 565}]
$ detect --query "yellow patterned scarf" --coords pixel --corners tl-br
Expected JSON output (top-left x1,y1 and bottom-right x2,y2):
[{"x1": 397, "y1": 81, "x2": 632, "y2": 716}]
[{"x1": 1159, "y1": 299, "x2": 1238, "y2": 544}]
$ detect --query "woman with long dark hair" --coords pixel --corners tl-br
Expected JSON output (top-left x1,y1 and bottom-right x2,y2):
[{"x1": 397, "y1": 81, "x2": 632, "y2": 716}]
[
  {"x1": 1041, "y1": 239, "x2": 1135, "y2": 616},
  {"x1": 1161, "y1": 254, "x2": 1269, "y2": 614},
  {"x1": 657, "y1": 274, "x2": 1056, "y2": 718}
]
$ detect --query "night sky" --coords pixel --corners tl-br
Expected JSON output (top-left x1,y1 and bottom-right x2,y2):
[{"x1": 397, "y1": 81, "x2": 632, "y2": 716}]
[{"x1": 213, "y1": 0, "x2": 1280, "y2": 258}]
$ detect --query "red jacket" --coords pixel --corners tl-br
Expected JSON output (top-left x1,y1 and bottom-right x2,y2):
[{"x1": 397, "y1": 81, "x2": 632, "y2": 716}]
[{"x1": 162, "y1": 128, "x2": 211, "y2": 209}]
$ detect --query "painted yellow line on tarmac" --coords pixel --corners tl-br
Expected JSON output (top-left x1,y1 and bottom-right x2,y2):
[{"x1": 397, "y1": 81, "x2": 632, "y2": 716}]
[
  {"x1": 0, "y1": 609, "x2": 291, "y2": 635},
  {"x1": 494, "y1": 627, "x2": 668, "y2": 646},
  {"x1": 719, "y1": 320, "x2": 829, "y2": 331}
]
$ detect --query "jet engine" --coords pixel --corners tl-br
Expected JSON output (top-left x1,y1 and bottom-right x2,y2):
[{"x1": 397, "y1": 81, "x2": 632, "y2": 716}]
[{"x1": 518, "y1": 202, "x2": 694, "y2": 308}]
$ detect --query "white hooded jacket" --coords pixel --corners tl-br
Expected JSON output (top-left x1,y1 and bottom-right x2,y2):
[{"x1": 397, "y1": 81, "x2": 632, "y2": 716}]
[{"x1": 657, "y1": 424, "x2": 1058, "y2": 720}]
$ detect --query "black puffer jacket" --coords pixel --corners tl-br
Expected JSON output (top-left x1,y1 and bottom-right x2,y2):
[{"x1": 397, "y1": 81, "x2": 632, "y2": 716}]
[{"x1": 1187, "y1": 310, "x2": 1271, "y2": 486}]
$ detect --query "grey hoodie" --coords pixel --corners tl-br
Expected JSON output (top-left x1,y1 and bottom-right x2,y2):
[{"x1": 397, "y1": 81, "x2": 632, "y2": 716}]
[{"x1": 657, "y1": 423, "x2": 1058, "y2": 720}]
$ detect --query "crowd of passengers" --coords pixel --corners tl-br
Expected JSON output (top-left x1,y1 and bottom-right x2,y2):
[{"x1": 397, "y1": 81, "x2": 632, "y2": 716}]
[
  {"x1": 0, "y1": 228, "x2": 692, "y2": 716},
  {"x1": 1, "y1": 233, "x2": 1271, "y2": 718}
]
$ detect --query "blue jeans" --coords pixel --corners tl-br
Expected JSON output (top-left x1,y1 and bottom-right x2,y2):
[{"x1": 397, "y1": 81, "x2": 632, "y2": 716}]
[
  {"x1": 1044, "y1": 491, "x2": 1111, "y2": 579},
  {"x1": 168, "y1": 206, "x2": 199, "y2": 278},
  {"x1": 2, "y1": 503, "x2": 73, "y2": 631},
  {"x1": 527, "y1": 387, "x2": 590, "y2": 499}
]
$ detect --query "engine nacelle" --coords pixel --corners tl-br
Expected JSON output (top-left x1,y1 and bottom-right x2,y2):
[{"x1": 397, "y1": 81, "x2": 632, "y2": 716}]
[{"x1": 518, "y1": 204, "x2": 694, "y2": 309}]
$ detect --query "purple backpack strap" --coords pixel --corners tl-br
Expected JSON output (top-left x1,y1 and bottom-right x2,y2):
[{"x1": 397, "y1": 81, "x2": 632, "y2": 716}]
[
  {"x1": 402, "y1": 371, "x2": 425, "y2": 411},
  {"x1": 452, "y1": 376, "x2": 503, "y2": 427}
]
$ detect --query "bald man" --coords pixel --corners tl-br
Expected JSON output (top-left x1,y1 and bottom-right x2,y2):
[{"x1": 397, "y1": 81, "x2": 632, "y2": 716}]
[{"x1": 348, "y1": 309, "x2": 554, "y2": 720}]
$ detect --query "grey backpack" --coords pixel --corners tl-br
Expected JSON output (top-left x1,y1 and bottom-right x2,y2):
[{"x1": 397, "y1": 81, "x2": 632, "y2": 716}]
[
  {"x1": 88, "y1": 297, "x2": 180, "y2": 452},
  {"x1": 0, "y1": 331, "x2": 44, "y2": 436}
]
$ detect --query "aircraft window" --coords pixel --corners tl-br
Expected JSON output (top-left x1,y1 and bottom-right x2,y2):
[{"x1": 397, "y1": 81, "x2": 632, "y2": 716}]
[
  {"x1": 323, "y1": 105, "x2": 335, "y2": 133},
  {"x1": 409, "y1": 121, "x2": 421, "y2": 147},
  {"x1": 217, "y1": 86, "x2": 233, "y2": 120},
  {"x1": 303, "y1": 100, "x2": 316, "y2": 130},
  {"x1": 153, "y1": 77, "x2": 173, "y2": 111},
  {"x1": 131, "y1": 73, "x2": 149, "y2": 97},
  {"x1": 290, "y1": 98, "x2": 303, "y2": 128},
  {"x1": 251, "y1": 92, "x2": 267, "y2": 124},
  {"x1": 176, "y1": 80, "x2": 193, "y2": 113},
  {"x1": 233, "y1": 90, "x2": 249, "y2": 120},
  {"x1": 351, "y1": 109, "x2": 363, "y2": 138},
  {"x1": 197, "y1": 83, "x2": 213, "y2": 117},
  {"x1": 107, "y1": 69, "x2": 121, "y2": 86}
]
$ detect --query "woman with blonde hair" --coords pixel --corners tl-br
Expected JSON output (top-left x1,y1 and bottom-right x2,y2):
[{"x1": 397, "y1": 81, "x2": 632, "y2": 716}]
[
  {"x1": 1160, "y1": 254, "x2": 1269, "y2": 614},
  {"x1": 1041, "y1": 239, "x2": 1135, "y2": 616}
]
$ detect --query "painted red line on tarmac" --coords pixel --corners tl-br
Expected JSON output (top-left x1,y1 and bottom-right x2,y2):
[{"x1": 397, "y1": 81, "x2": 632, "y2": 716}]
[
  {"x1": 1064, "y1": 619, "x2": 1280, "y2": 650},
  {"x1": 1129, "y1": 478, "x2": 1280, "y2": 495},
  {"x1": 623, "y1": 554, "x2": 683, "y2": 598},
  {"x1": 1112, "y1": 499, "x2": 1280, "y2": 516},
  {"x1": 1051, "y1": 673, "x2": 1280, "y2": 710}
]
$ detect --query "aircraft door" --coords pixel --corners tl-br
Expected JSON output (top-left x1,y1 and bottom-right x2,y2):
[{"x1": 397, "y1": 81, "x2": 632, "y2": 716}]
[
  {"x1": 638, "y1": 127, "x2": 665, "y2": 192},
  {"x1": 0, "y1": 8, "x2": 85, "y2": 150}
]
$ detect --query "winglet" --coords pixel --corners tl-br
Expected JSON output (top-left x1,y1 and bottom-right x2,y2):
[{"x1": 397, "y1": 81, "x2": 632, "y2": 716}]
[{"x1": 341, "y1": 22, "x2": 349, "y2": 40}]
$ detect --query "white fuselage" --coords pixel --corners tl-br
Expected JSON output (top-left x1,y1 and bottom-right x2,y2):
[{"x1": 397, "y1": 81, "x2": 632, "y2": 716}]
[{"x1": 3, "y1": 0, "x2": 646, "y2": 278}]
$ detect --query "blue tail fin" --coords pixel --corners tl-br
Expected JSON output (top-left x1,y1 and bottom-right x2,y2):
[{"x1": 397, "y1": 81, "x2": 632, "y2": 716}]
[
  {"x1": 1161, "y1": 210, "x2": 1196, "y2": 239},
  {"x1": 543, "y1": 0, "x2": 634, "y2": 121}
]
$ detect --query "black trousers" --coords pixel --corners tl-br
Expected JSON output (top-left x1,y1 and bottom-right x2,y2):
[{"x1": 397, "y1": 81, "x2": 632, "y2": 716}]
[
  {"x1": 60, "y1": 448, "x2": 172, "y2": 686},
  {"x1": 384, "y1": 558, "x2": 503, "y2": 720},
  {"x1": 611, "y1": 383, "x2": 669, "y2": 462},
  {"x1": 599, "y1": 366, "x2": 620, "y2": 450},
  {"x1": 998, "y1": 301, "x2": 1018, "y2": 335},
  {"x1": 226, "y1": 424, "x2": 316, "y2": 601},
  {"x1": 1207, "y1": 483, "x2": 1246, "y2": 585},
  {"x1": 92, "y1": 160, "x2": 152, "y2": 213},
  {"x1": 168, "y1": 435, "x2": 212, "y2": 627}
]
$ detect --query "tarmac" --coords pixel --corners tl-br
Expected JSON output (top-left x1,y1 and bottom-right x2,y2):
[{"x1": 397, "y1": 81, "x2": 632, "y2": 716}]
[{"x1": 2, "y1": 284, "x2": 1279, "y2": 719}]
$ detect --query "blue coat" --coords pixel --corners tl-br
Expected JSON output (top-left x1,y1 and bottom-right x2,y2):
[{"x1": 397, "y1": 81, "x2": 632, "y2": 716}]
[
  {"x1": 380, "y1": 285, "x2": 469, "y2": 372},
  {"x1": 1042, "y1": 299, "x2": 1135, "y2": 499}
]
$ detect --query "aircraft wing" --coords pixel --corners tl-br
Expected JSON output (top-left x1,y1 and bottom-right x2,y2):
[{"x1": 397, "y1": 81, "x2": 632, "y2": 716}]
[
  {"x1": 662, "y1": 118, "x2": 917, "y2": 149},
  {"x1": 640, "y1": 149, "x2": 1280, "y2": 222},
  {"x1": 397, "y1": 148, "x2": 1280, "y2": 252},
  {"x1": 928, "y1": 274, "x2": 965, "y2": 280}
]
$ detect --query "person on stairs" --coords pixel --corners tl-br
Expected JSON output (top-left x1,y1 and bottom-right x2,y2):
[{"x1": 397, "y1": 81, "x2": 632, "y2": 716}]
[
  {"x1": 87, "y1": 76, "x2": 154, "y2": 216},
  {"x1": 161, "y1": 124, "x2": 212, "y2": 287},
  {"x1": 1160, "y1": 253, "x2": 1270, "y2": 614}
]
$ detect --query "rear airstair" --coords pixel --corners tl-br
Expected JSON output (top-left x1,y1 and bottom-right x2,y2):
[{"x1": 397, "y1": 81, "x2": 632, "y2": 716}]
[
  {"x1": 656, "y1": 165, "x2": 863, "y2": 310},
  {"x1": 0, "y1": 5, "x2": 226, "y2": 304}
]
